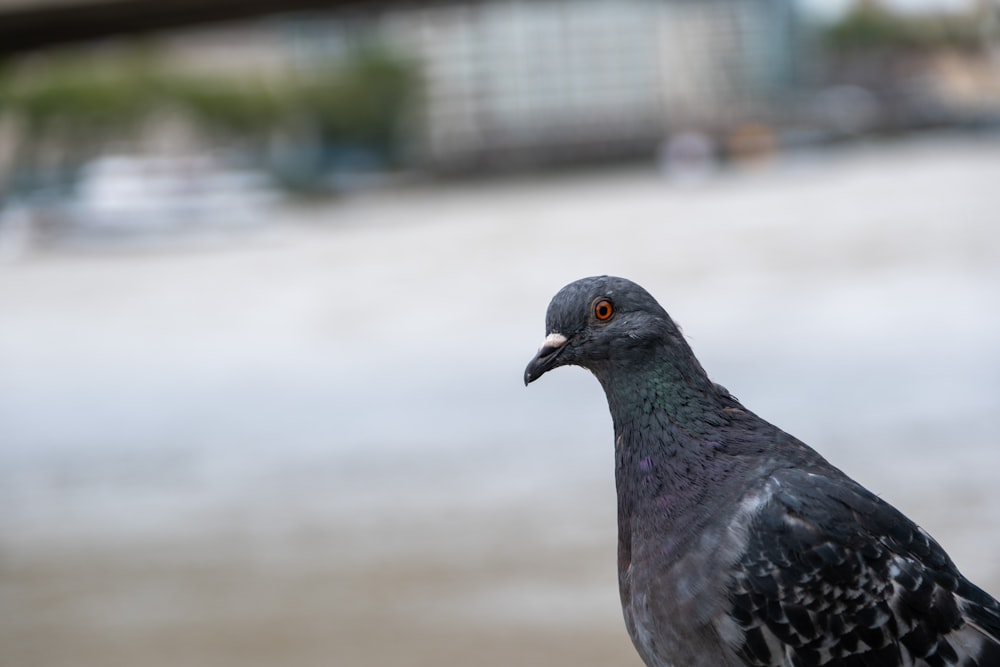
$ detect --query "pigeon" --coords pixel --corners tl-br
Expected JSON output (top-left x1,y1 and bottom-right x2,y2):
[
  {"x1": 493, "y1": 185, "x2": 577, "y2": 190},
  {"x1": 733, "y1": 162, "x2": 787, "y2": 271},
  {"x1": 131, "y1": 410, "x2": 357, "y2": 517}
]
[{"x1": 523, "y1": 276, "x2": 1000, "y2": 667}]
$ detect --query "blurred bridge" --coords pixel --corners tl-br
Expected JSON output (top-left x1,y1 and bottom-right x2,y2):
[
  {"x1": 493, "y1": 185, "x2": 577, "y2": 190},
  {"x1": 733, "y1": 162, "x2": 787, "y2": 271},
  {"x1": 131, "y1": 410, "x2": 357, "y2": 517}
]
[{"x1": 0, "y1": 0, "x2": 408, "y2": 56}]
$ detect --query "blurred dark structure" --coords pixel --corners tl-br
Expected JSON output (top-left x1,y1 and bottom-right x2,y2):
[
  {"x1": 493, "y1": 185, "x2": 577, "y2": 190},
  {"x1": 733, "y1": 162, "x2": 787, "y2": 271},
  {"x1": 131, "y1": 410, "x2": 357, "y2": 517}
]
[{"x1": 0, "y1": 0, "x2": 395, "y2": 56}]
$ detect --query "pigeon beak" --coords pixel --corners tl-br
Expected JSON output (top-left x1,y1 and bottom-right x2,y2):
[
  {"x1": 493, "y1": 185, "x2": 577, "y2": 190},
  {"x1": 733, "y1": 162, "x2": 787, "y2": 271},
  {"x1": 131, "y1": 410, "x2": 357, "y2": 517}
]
[{"x1": 524, "y1": 333, "x2": 569, "y2": 386}]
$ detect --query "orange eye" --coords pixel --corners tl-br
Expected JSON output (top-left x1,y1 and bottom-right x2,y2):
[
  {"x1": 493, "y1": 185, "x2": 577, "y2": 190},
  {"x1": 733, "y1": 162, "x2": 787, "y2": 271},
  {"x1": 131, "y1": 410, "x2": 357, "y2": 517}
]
[{"x1": 594, "y1": 299, "x2": 614, "y2": 321}]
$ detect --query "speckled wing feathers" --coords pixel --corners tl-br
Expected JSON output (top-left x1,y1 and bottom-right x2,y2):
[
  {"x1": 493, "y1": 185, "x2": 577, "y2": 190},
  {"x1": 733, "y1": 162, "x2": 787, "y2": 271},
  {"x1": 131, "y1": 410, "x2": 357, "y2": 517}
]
[{"x1": 724, "y1": 469, "x2": 1000, "y2": 667}]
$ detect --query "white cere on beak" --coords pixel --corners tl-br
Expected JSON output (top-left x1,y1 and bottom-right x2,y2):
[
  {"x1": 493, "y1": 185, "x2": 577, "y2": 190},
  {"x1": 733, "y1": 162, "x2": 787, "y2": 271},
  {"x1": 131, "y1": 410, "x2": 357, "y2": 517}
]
[{"x1": 541, "y1": 332, "x2": 567, "y2": 349}]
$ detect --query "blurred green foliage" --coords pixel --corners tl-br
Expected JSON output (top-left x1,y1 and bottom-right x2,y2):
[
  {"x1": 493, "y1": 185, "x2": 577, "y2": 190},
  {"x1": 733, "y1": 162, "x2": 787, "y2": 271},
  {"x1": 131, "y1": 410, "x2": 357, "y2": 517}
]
[
  {"x1": 0, "y1": 44, "x2": 417, "y2": 190},
  {"x1": 298, "y1": 50, "x2": 416, "y2": 153},
  {"x1": 824, "y1": 2, "x2": 983, "y2": 52},
  {"x1": 161, "y1": 76, "x2": 286, "y2": 140}
]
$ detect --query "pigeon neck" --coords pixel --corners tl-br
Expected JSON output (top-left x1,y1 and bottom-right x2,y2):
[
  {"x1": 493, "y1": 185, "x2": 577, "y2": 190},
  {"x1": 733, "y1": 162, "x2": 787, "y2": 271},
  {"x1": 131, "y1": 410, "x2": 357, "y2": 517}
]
[
  {"x1": 598, "y1": 347, "x2": 746, "y2": 560},
  {"x1": 598, "y1": 345, "x2": 729, "y2": 440}
]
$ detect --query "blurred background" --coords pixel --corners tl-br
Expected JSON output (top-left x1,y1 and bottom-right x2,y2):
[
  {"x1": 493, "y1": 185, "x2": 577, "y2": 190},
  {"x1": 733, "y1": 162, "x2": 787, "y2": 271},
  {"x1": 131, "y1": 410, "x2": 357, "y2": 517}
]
[{"x1": 1, "y1": 1, "x2": 999, "y2": 666}]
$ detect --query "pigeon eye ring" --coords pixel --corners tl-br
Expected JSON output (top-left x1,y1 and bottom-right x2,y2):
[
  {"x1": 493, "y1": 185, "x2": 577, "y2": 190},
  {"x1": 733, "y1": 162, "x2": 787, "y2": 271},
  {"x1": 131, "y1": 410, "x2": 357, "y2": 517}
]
[{"x1": 593, "y1": 298, "x2": 614, "y2": 321}]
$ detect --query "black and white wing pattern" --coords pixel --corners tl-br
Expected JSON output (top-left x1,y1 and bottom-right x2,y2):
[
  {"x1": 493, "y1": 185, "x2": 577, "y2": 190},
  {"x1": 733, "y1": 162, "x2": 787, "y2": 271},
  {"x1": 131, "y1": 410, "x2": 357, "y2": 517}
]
[{"x1": 725, "y1": 468, "x2": 1000, "y2": 667}]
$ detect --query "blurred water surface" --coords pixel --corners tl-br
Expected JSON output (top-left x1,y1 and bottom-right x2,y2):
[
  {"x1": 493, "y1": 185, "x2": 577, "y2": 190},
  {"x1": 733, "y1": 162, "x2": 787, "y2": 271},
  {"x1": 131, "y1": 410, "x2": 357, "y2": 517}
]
[{"x1": 1, "y1": 135, "x2": 999, "y2": 667}]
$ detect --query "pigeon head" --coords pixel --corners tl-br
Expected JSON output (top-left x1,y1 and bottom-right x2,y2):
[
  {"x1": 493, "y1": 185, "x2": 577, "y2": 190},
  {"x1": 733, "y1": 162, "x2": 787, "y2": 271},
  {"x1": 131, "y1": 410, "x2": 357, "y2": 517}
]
[{"x1": 523, "y1": 276, "x2": 681, "y2": 386}]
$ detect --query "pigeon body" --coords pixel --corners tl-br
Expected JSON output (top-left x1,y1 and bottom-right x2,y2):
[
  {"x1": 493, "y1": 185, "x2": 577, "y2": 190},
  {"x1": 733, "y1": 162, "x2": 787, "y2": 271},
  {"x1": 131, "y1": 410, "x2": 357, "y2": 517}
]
[{"x1": 524, "y1": 276, "x2": 1000, "y2": 667}]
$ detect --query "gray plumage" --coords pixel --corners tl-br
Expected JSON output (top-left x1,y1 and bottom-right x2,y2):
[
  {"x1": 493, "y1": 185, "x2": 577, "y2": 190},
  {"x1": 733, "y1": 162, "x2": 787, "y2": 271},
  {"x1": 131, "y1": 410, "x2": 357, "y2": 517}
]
[{"x1": 524, "y1": 275, "x2": 1000, "y2": 667}]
